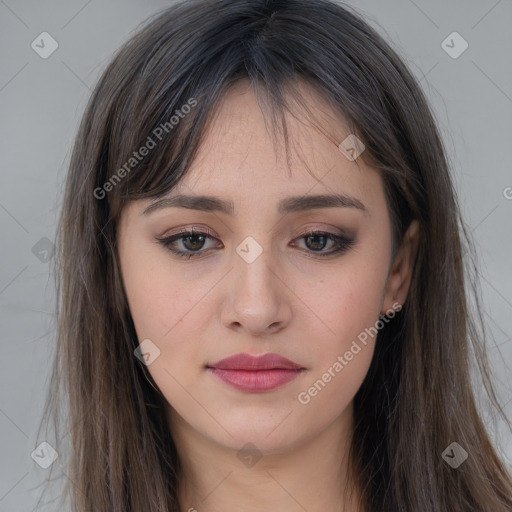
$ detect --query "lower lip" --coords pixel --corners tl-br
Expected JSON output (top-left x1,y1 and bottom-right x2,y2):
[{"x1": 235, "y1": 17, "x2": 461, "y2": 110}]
[{"x1": 208, "y1": 368, "x2": 303, "y2": 392}]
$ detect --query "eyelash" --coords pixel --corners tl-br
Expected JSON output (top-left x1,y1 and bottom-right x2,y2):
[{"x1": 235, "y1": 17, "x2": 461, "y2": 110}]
[{"x1": 156, "y1": 227, "x2": 355, "y2": 260}]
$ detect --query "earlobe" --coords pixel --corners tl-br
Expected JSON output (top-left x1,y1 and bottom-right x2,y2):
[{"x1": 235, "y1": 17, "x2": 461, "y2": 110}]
[{"x1": 381, "y1": 220, "x2": 420, "y2": 314}]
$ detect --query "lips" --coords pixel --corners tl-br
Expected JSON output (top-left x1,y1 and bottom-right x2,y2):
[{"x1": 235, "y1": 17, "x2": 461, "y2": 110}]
[{"x1": 207, "y1": 353, "x2": 304, "y2": 392}]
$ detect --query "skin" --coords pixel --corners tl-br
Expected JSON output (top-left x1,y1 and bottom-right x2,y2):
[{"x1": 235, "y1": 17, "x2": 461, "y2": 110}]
[{"x1": 117, "y1": 79, "x2": 419, "y2": 512}]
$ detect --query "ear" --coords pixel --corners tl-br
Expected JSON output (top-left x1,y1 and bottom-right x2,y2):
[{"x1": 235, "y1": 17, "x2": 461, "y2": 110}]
[{"x1": 381, "y1": 220, "x2": 420, "y2": 314}]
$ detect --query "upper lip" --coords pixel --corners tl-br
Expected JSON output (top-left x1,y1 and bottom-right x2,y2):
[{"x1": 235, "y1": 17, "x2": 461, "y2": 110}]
[{"x1": 208, "y1": 352, "x2": 303, "y2": 371}]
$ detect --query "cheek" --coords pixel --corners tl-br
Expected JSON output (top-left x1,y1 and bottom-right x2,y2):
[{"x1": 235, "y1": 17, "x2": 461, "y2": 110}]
[
  {"x1": 121, "y1": 245, "x2": 211, "y2": 342},
  {"x1": 303, "y1": 254, "x2": 389, "y2": 355},
  {"x1": 120, "y1": 247, "x2": 220, "y2": 412},
  {"x1": 292, "y1": 247, "x2": 390, "y2": 408},
  {"x1": 293, "y1": 262, "x2": 388, "y2": 426}
]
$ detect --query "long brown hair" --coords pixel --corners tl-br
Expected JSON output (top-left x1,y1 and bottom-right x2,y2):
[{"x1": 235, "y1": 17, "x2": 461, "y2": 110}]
[{"x1": 36, "y1": 0, "x2": 512, "y2": 510}]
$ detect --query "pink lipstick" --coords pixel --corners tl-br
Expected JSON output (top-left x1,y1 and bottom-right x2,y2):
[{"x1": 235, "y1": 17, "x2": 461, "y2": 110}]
[{"x1": 207, "y1": 352, "x2": 304, "y2": 392}]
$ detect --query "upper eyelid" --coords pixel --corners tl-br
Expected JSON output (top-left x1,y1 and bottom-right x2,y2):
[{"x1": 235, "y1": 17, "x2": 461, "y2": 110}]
[
  {"x1": 160, "y1": 227, "x2": 346, "y2": 240},
  {"x1": 159, "y1": 221, "x2": 351, "y2": 237},
  {"x1": 158, "y1": 228, "x2": 352, "y2": 250}
]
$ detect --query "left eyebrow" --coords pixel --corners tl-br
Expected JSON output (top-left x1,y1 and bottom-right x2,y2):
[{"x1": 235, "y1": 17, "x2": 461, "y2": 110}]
[
  {"x1": 277, "y1": 193, "x2": 367, "y2": 215},
  {"x1": 142, "y1": 193, "x2": 367, "y2": 216}
]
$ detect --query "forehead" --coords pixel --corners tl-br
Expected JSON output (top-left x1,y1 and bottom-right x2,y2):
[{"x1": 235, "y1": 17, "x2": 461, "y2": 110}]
[{"x1": 157, "y1": 79, "x2": 386, "y2": 217}]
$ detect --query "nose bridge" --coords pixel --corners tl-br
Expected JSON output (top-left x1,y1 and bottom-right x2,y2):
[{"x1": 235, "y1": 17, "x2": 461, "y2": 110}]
[
  {"x1": 233, "y1": 234, "x2": 279, "y2": 304},
  {"x1": 223, "y1": 233, "x2": 290, "y2": 334}
]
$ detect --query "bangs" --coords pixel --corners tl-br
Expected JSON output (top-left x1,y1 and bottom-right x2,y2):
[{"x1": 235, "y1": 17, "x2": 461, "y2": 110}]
[
  {"x1": 100, "y1": 74, "x2": 363, "y2": 219},
  {"x1": 88, "y1": 0, "x2": 413, "y2": 226}
]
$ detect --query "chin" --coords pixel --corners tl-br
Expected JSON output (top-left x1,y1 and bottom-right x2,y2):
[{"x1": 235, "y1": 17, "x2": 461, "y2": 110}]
[{"x1": 204, "y1": 407, "x2": 324, "y2": 456}]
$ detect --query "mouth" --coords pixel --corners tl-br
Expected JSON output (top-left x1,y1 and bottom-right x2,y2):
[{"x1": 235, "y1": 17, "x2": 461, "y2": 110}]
[{"x1": 206, "y1": 352, "x2": 305, "y2": 392}]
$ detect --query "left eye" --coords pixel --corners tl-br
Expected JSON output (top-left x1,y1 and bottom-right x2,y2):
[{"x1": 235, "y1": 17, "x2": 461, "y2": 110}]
[{"x1": 156, "y1": 228, "x2": 354, "y2": 259}]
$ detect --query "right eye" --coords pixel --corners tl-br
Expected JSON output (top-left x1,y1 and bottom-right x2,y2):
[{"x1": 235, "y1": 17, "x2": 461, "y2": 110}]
[{"x1": 156, "y1": 228, "x2": 221, "y2": 259}]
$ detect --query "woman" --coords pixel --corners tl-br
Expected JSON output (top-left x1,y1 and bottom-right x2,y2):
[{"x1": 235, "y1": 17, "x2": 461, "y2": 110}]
[{"x1": 37, "y1": 0, "x2": 512, "y2": 510}]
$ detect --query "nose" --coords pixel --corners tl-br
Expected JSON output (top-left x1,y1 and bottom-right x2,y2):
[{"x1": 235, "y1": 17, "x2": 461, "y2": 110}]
[{"x1": 220, "y1": 243, "x2": 292, "y2": 337}]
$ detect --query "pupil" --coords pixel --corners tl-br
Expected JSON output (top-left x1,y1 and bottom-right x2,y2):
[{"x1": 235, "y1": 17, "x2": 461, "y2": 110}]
[
  {"x1": 184, "y1": 234, "x2": 205, "y2": 251},
  {"x1": 306, "y1": 234, "x2": 326, "y2": 251}
]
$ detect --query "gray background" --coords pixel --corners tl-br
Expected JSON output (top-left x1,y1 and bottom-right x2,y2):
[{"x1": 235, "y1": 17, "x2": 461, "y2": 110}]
[{"x1": 1, "y1": 0, "x2": 511, "y2": 510}]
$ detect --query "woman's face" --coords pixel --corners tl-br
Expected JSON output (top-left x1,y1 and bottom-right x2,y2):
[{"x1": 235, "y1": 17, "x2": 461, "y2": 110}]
[{"x1": 118, "y1": 80, "x2": 414, "y2": 455}]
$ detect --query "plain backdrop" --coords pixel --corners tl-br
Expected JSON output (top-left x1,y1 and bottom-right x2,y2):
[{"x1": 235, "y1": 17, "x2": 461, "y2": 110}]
[{"x1": 1, "y1": 1, "x2": 511, "y2": 510}]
